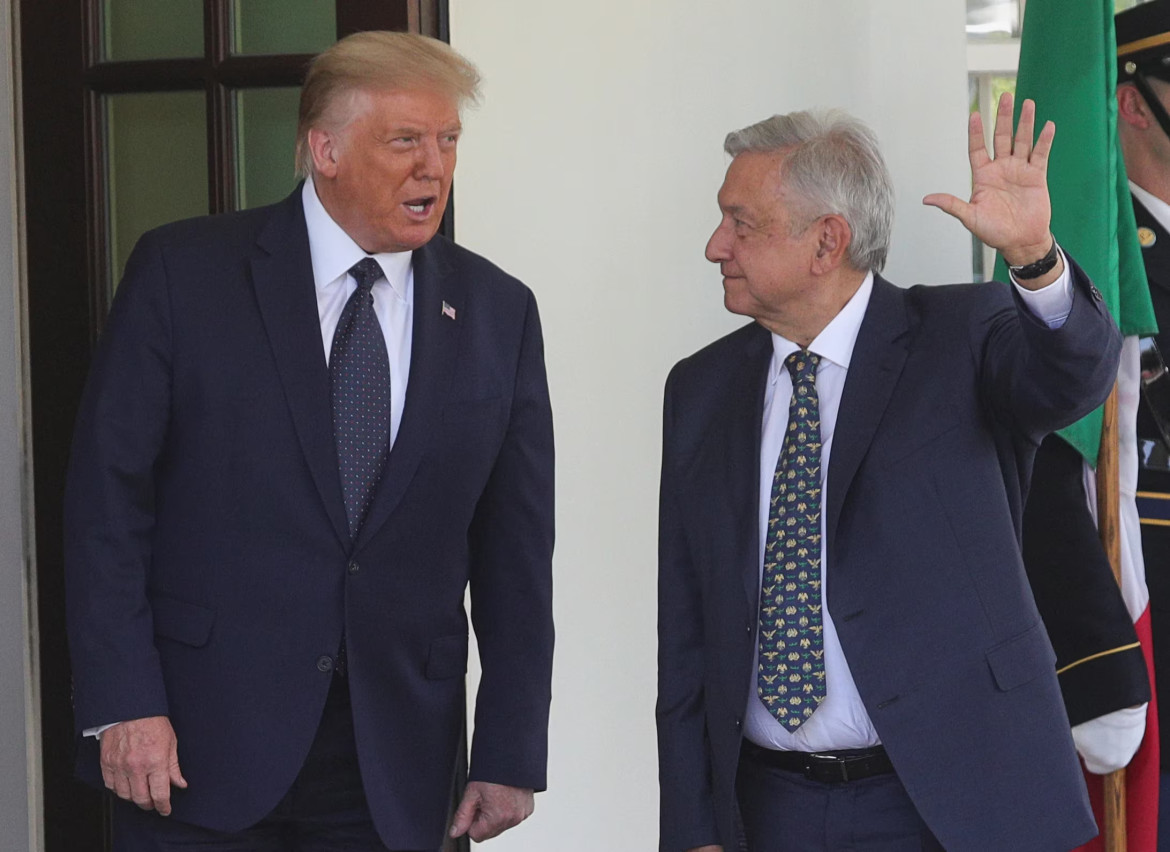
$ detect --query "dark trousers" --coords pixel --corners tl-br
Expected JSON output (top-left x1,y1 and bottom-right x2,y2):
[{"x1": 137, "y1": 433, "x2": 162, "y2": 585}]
[
  {"x1": 111, "y1": 676, "x2": 433, "y2": 852},
  {"x1": 736, "y1": 749, "x2": 944, "y2": 852}
]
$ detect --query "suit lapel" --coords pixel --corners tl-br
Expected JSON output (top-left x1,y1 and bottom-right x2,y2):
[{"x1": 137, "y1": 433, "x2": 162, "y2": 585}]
[
  {"x1": 690, "y1": 326, "x2": 771, "y2": 614},
  {"x1": 737, "y1": 332, "x2": 772, "y2": 613},
  {"x1": 354, "y1": 238, "x2": 465, "y2": 550},
  {"x1": 250, "y1": 190, "x2": 350, "y2": 547},
  {"x1": 825, "y1": 276, "x2": 910, "y2": 547}
]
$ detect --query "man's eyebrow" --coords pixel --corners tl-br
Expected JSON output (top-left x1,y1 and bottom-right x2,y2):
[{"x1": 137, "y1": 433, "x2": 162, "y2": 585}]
[{"x1": 384, "y1": 123, "x2": 463, "y2": 136}]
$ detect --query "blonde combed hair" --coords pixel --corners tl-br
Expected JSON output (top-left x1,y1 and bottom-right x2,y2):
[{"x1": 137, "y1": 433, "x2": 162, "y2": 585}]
[{"x1": 295, "y1": 31, "x2": 482, "y2": 178}]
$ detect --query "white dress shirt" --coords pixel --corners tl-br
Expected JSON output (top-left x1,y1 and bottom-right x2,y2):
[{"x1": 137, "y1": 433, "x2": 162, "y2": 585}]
[
  {"x1": 1132, "y1": 180, "x2": 1170, "y2": 234},
  {"x1": 745, "y1": 263, "x2": 1074, "y2": 752}
]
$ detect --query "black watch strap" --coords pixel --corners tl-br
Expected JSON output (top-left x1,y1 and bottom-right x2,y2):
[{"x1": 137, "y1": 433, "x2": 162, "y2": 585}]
[{"x1": 1008, "y1": 238, "x2": 1060, "y2": 280}]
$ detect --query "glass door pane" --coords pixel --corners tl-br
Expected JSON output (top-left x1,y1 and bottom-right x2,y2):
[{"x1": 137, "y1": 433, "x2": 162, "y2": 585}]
[
  {"x1": 105, "y1": 91, "x2": 209, "y2": 286},
  {"x1": 231, "y1": 0, "x2": 337, "y2": 55},
  {"x1": 102, "y1": 0, "x2": 204, "y2": 61},
  {"x1": 966, "y1": 0, "x2": 1020, "y2": 40},
  {"x1": 234, "y1": 87, "x2": 301, "y2": 209}
]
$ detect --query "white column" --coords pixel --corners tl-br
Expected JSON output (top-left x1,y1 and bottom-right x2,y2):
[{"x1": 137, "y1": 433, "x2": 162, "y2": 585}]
[{"x1": 450, "y1": 3, "x2": 970, "y2": 847}]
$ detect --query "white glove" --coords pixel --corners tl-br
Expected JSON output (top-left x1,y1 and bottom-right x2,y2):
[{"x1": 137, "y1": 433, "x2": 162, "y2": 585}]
[{"x1": 1071, "y1": 704, "x2": 1148, "y2": 775}]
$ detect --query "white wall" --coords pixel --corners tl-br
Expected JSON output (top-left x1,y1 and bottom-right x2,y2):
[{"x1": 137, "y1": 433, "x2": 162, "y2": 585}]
[
  {"x1": 0, "y1": 0, "x2": 36, "y2": 849},
  {"x1": 450, "y1": 3, "x2": 970, "y2": 848}
]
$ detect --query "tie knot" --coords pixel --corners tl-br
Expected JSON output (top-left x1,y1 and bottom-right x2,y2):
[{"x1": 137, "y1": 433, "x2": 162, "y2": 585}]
[
  {"x1": 784, "y1": 350, "x2": 820, "y2": 384},
  {"x1": 348, "y1": 258, "x2": 383, "y2": 292}
]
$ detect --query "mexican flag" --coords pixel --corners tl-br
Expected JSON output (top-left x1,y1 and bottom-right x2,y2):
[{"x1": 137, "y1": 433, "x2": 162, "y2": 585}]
[{"x1": 995, "y1": 0, "x2": 1160, "y2": 849}]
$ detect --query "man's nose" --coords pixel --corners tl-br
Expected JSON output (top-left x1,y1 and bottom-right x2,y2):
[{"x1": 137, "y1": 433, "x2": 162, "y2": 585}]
[
  {"x1": 415, "y1": 138, "x2": 445, "y2": 180},
  {"x1": 706, "y1": 221, "x2": 731, "y2": 263}
]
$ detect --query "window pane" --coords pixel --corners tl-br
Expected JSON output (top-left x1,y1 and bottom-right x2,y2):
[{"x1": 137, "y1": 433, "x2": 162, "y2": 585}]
[
  {"x1": 969, "y1": 73, "x2": 1017, "y2": 282},
  {"x1": 105, "y1": 92, "x2": 208, "y2": 287},
  {"x1": 990, "y1": 75, "x2": 1017, "y2": 105},
  {"x1": 102, "y1": 0, "x2": 203, "y2": 62},
  {"x1": 231, "y1": 0, "x2": 336, "y2": 56},
  {"x1": 966, "y1": 0, "x2": 1020, "y2": 40},
  {"x1": 234, "y1": 87, "x2": 301, "y2": 210}
]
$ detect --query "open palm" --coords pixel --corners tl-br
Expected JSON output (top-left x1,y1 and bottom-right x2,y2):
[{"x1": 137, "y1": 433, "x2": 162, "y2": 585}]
[{"x1": 924, "y1": 92, "x2": 1054, "y2": 267}]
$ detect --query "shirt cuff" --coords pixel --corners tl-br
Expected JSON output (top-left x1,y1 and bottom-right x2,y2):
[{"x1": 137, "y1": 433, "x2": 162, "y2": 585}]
[
  {"x1": 1010, "y1": 247, "x2": 1073, "y2": 329},
  {"x1": 83, "y1": 722, "x2": 121, "y2": 740}
]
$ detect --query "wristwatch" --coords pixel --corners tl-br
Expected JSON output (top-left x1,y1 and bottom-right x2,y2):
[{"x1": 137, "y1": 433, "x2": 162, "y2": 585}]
[{"x1": 1007, "y1": 238, "x2": 1059, "y2": 280}]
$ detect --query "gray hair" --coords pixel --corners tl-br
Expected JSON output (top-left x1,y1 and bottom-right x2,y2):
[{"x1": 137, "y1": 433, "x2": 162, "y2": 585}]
[{"x1": 724, "y1": 110, "x2": 894, "y2": 272}]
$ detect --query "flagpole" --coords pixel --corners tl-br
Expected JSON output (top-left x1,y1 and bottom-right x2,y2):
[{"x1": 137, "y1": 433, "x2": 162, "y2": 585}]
[{"x1": 1096, "y1": 381, "x2": 1127, "y2": 852}]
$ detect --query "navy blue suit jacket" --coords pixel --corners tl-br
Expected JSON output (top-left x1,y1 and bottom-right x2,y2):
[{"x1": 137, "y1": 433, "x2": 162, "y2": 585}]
[
  {"x1": 657, "y1": 267, "x2": 1119, "y2": 852},
  {"x1": 65, "y1": 188, "x2": 555, "y2": 849}
]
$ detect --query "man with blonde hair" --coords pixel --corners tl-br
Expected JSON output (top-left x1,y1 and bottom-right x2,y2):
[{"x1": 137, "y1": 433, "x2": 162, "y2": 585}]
[{"x1": 65, "y1": 31, "x2": 554, "y2": 851}]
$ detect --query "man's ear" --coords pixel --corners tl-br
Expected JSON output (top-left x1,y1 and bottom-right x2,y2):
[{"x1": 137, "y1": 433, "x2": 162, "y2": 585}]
[
  {"x1": 811, "y1": 214, "x2": 853, "y2": 275},
  {"x1": 1118, "y1": 83, "x2": 1152, "y2": 131},
  {"x1": 307, "y1": 127, "x2": 340, "y2": 179}
]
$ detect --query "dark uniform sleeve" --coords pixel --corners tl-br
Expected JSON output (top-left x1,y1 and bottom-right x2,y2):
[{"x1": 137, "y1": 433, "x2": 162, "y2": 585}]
[{"x1": 1022, "y1": 433, "x2": 1151, "y2": 726}]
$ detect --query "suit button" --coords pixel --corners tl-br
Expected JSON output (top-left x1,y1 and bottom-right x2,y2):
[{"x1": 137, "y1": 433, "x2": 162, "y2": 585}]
[
  {"x1": 316, "y1": 655, "x2": 334, "y2": 673},
  {"x1": 735, "y1": 717, "x2": 742, "y2": 730},
  {"x1": 348, "y1": 561, "x2": 360, "y2": 575}
]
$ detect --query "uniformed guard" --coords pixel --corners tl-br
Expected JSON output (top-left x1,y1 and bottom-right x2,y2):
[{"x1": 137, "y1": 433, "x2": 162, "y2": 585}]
[{"x1": 1116, "y1": 3, "x2": 1170, "y2": 842}]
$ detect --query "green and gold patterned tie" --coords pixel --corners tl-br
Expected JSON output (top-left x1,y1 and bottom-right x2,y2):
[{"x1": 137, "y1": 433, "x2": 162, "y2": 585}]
[{"x1": 758, "y1": 350, "x2": 825, "y2": 730}]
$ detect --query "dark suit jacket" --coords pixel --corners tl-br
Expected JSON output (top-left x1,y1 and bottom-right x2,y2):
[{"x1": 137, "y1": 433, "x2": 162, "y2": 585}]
[
  {"x1": 64, "y1": 188, "x2": 555, "y2": 849},
  {"x1": 657, "y1": 267, "x2": 1119, "y2": 852}
]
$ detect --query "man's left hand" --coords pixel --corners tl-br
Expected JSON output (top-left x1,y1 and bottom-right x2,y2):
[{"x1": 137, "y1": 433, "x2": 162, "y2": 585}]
[
  {"x1": 924, "y1": 92, "x2": 1057, "y2": 274},
  {"x1": 449, "y1": 781, "x2": 534, "y2": 842}
]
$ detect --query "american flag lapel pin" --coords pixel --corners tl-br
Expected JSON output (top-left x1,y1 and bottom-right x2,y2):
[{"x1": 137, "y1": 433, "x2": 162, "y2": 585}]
[{"x1": 441, "y1": 301, "x2": 457, "y2": 320}]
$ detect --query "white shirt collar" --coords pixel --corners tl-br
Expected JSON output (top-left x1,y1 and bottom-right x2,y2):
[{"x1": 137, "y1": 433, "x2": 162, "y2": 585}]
[
  {"x1": 769, "y1": 271, "x2": 874, "y2": 382},
  {"x1": 302, "y1": 178, "x2": 413, "y2": 301},
  {"x1": 1131, "y1": 179, "x2": 1170, "y2": 235}
]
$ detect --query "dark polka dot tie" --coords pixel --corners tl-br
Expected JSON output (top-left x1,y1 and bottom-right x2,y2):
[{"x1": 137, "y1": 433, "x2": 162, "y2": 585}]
[
  {"x1": 330, "y1": 258, "x2": 391, "y2": 540},
  {"x1": 758, "y1": 350, "x2": 826, "y2": 730}
]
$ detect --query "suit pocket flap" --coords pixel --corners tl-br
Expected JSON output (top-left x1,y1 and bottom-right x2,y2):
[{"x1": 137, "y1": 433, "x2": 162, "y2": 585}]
[
  {"x1": 426, "y1": 634, "x2": 468, "y2": 679},
  {"x1": 151, "y1": 594, "x2": 215, "y2": 648},
  {"x1": 985, "y1": 622, "x2": 1055, "y2": 692}
]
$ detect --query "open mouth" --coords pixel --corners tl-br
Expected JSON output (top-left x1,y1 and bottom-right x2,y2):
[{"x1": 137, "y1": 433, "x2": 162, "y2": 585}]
[{"x1": 403, "y1": 197, "x2": 436, "y2": 218}]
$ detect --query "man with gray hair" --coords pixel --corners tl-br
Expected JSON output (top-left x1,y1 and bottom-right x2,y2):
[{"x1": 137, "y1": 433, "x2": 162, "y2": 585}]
[
  {"x1": 65, "y1": 31, "x2": 554, "y2": 851},
  {"x1": 656, "y1": 94, "x2": 1119, "y2": 851}
]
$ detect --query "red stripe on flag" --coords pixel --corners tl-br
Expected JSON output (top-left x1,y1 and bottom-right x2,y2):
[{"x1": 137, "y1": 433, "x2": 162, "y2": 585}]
[{"x1": 1073, "y1": 605, "x2": 1159, "y2": 852}]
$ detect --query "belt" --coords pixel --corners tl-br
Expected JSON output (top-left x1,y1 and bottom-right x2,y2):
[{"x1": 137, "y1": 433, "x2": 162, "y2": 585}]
[{"x1": 741, "y1": 739, "x2": 894, "y2": 783}]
